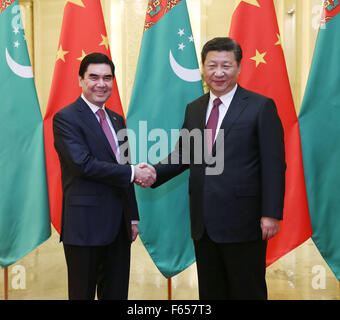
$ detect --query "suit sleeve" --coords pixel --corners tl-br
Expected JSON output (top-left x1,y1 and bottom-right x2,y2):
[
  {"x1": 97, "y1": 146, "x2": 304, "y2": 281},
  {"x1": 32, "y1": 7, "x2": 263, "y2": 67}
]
[
  {"x1": 127, "y1": 183, "x2": 139, "y2": 221},
  {"x1": 53, "y1": 111, "x2": 132, "y2": 188},
  {"x1": 152, "y1": 104, "x2": 190, "y2": 188},
  {"x1": 257, "y1": 98, "x2": 286, "y2": 220}
]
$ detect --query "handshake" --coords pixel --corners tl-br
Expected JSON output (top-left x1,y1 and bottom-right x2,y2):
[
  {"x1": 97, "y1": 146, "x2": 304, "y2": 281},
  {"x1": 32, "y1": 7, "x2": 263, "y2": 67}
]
[{"x1": 133, "y1": 163, "x2": 156, "y2": 188}]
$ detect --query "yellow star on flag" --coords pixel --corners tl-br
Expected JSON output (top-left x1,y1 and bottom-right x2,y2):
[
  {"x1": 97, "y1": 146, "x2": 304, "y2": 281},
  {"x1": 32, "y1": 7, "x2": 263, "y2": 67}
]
[
  {"x1": 250, "y1": 49, "x2": 267, "y2": 67},
  {"x1": 77, "y1": 50, "x2": 87, "y2": 61},
  {"x1": 56, "y1": 45, "x2": 69, "y2": 62},
  {"x1": 66, "y1": 0, "x2": 85, "y2": 7},
  {"x1": 235, "y1": 0, "x2": 260, "y2": 9},
  {"x1": 99, "y1": 34, "x2": 109, "y2": 50},
  {"x1": 275, "y1": 33, "x2": 282, "y2": 47}
]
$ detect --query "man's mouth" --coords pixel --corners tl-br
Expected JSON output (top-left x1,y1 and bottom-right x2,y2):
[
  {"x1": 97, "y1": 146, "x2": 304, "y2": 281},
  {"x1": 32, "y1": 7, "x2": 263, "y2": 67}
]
[{"x1": 213, "y1": 80, "x2": 226, "y2": 85}]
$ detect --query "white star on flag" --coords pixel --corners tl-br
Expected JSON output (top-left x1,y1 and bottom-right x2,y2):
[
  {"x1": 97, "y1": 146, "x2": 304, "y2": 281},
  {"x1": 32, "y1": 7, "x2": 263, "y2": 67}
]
[
  {"x1": 178, "y1": 29, "x2": 185, "y2": 36},
  {"x1": 178, "y1": 43, "x2": 185, "y2": 50},
  {"x1": 13, "y1": 26, "x2": 20, "y2": 35}
]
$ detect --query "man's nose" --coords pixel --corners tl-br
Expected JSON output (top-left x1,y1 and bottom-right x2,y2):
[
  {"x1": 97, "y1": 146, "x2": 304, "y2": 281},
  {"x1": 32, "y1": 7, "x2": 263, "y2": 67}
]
[
  {"x1": 214, "y1": 67, "x2": 224, "y2": 76},
  {"x1": 96, "y1": 78, "x2": 106, "y2": 86}
]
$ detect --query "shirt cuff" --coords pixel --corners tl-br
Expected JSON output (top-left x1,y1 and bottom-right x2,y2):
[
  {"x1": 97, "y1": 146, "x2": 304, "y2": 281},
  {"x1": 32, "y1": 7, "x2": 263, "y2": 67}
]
[{"x1": 130, "y1": 165, "x2": 135, "y2": 183}]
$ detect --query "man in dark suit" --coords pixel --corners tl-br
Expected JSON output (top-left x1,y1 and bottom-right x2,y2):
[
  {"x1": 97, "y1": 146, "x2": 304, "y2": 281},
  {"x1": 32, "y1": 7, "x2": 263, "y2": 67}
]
[
  {"x1": 143, "y1": 37, "x2": 286, "y2": 299},
  {"x1": 53, "y1": 53, "x2": 154, "y2": 300}
]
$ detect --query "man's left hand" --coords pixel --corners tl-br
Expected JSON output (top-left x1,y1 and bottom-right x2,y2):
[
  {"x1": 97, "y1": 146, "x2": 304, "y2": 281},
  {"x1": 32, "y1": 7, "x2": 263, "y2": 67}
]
[
  {"x1": 260, "y1": 217, "x2": 280, "y2": 241},
  {"x1": 131, "y1": 224, "x2": 139, "y2": 242}
]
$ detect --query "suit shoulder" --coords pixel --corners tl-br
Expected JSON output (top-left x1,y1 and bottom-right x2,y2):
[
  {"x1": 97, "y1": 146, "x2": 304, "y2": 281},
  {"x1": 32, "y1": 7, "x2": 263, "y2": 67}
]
[
  {"x1": 54, "y1": 98, "x2": 80, "y2": 118},
  {"x1": 241, "y1": 87, "x2": 274, "y2": 105},
  {"x1": 185, "y1": 93, "x2": 209, "y2": 115},
  {"x1": 188, "y1": 92, "x2": 209, "y2": 106}
]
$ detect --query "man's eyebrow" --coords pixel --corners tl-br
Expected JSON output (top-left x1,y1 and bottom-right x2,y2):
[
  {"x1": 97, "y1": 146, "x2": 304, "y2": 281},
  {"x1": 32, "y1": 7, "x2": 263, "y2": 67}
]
[{"x1": 88, "y1": 73, "x2": 113, "y2": 77}]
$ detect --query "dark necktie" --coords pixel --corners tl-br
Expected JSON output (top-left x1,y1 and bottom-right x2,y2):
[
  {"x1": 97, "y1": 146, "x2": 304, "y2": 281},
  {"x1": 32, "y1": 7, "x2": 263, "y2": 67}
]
[
  {"x1": 206, "y1": 97, "x2": 222, "y2": 154},
  {"x1": 96, "y1": 108, "x2": 119, "y2": 161}
]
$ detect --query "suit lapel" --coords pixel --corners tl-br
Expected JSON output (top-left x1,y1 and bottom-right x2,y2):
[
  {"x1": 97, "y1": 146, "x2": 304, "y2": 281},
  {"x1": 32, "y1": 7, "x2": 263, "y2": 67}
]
[
  {"x1": 211, "y1": 86, "x2": 249, "y2": 155},
  {"x1": 223, "y1": 86, "x2": 249, "y2": 134},
  {"x1": 218, "y1": 86, "x2": 249, "y2": 136},
  {"x1": 197, "y1": 93, "x2": 210, "y2": 132},
  {"x1": 195, "y1": 94, "x2": 210, "y2": 163},
  {"x1": 106, "y1": 108, "x2": 125, "y2": 146},
  {"x1": 75, "y1": 97, "x2": 117, "y2": 161}
]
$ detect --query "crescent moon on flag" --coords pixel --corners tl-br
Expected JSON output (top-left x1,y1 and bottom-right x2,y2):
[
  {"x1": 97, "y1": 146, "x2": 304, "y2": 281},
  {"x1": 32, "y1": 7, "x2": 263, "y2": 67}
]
[
  {"x1": 6, "y1": 48, "x2": 33, "y2": 78},
  {"x1": 169, "y1": 50, "x2": 201, "y2": 82}
]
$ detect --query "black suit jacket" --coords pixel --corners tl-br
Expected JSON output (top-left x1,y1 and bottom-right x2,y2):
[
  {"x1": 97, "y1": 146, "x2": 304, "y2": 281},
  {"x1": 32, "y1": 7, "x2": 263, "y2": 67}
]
[
  {"x1": 153, "y1": 85, "x2": 286, "y2": 243},
  {"x1": 53, "y1": 97, "x2": 139, "y2": 246}
]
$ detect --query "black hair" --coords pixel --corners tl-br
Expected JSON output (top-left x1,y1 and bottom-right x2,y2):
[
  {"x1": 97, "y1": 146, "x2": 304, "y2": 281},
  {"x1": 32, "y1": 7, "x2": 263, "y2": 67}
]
[
  {"x1": 79, "y1": 52, "x2": 115, "y2": 78},
  {"x1": 201, "y1": 37, "x2": 243, "y2": 65}
]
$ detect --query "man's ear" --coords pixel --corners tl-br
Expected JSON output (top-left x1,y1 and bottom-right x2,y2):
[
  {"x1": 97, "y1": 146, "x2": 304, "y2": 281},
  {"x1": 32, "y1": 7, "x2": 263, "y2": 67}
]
[{"x1": 78, "y1": 76, "x2": 83, "y2": 88}]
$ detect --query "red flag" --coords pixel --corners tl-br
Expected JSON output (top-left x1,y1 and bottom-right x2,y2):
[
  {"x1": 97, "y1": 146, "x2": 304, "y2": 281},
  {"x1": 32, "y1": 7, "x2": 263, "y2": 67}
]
[
  {"x1": 43, "y1": 0, "x2": 123, "y2": 233},
  {"x1": 229, "y1": 0, "x2": 312, "y2": 265}
]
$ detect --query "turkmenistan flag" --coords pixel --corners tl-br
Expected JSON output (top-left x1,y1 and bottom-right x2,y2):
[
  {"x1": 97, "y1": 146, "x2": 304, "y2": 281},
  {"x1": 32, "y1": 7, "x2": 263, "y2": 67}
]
[
  {"x1": 298, "y1": 2, "x2": 340, "y2": 280},
  {"x1": 127, "y1": 0, "x2": 203, "y2": 278},
  {"x1": 0, "y1": 0, "x2": 51, "y2": 268}
]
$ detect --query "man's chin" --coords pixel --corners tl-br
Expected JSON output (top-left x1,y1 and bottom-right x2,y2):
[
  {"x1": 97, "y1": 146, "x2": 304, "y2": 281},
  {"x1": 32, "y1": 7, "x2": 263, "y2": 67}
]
[{"x1": 94, "y1": 97, "x2": 108, "y2": 105}]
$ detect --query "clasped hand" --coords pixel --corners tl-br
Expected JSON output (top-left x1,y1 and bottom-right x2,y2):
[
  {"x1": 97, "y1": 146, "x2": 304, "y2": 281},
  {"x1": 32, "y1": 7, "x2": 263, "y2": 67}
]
[{"x1": 134, "y1": 163, "x2": 156, "y2": 188}]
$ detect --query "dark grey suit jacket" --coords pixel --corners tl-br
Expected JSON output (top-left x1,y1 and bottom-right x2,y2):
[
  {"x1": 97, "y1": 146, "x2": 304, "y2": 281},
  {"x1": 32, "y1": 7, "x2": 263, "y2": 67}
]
[
  {"x1": 53, "y1": 97, "x2": 139, "y2": 246},
  {"x1": 153, "y1": 85, "x2": 286, "y2": 243}
]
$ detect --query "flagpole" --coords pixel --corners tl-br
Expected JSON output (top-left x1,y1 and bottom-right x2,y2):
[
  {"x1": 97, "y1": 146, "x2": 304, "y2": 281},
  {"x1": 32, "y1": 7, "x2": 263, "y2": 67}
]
[
  {"x1": 3, "y1": 267, "x2": 8, "y2": 300},
  {"x1": 167, "y1": 278, "x2": 172, "y2": 300}
]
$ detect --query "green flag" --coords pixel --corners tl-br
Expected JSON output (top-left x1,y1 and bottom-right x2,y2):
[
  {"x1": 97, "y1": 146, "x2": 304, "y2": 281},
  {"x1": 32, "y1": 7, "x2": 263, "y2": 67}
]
[
  {"x1": 127, "y1": 0, "x2": 203, "y2": 278},
  {"x1": 0, "y1": 1, "x2": 50, "y2": 268},
  {"x1": 298, "y1": 3, "x2": 340, "y2": 280}
]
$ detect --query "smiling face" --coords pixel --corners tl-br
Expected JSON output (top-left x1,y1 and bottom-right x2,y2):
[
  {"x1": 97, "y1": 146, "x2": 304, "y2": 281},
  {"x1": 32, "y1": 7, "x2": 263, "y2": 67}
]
[
  {"x1": 202, "y1": 50, "x2": 241, "y2": 97},
  {"x1": 79, "y1": 63, "x2": 113, "y2": 107}
]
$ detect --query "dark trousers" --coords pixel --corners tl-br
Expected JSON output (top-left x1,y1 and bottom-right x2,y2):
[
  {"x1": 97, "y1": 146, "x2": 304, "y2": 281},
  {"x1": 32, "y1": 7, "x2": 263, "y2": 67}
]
[
  {"x1": 194, "y1": 232, "x2": 267, "y2": 300},
  {"x1": 63, "y1": 223, "x2": 130, "y2": 300}
]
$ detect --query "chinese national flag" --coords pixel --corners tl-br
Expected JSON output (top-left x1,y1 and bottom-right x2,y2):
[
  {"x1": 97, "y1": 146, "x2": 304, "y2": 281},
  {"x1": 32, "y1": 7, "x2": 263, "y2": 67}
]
[
  {"x1": 43, "y1": 0, "x2": 123, "y2": 233},
  {"x1": 229, "y1": 0, "x2": 312, "y2": 265}
]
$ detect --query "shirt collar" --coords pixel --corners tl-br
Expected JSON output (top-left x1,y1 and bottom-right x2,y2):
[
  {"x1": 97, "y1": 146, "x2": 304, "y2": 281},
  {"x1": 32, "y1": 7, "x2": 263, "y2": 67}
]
[
  {"x1": 209, "y1": 84, "x2": 238, "y2": 106},
  {"x1": 81, "y1": 93, "x2": 106, "y2": 114}
]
